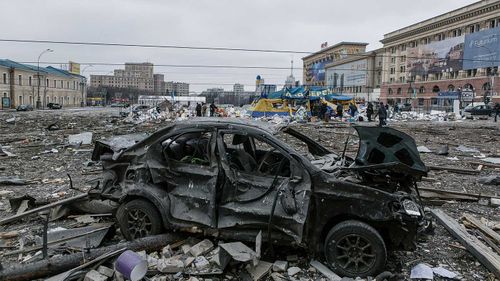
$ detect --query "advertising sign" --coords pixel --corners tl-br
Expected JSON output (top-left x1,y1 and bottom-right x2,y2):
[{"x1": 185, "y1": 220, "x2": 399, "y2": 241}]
[
  {"x1": 326, "y1": 59, "x2": 367, "y2": 88},
  {"x1": 463, "y1": 27, "x2": 500, "y2": 70},
  {"x1": 69, "y1": 61, "x2": 81, "y2": 75},
  {"x1": 309, "y1": 60, "x2": 332, "y2": 83},
  {"x1": 407, "y1": 36, "x2": 464, "y2": 76},
  {"x1": 2, "y1": 97, "x2": 10, "y2": 108}
]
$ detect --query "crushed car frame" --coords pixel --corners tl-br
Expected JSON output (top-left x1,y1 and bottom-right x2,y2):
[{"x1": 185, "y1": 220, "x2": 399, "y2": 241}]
[{"x1": 91, "y1": 118, "x2": 428, "y2": 277}]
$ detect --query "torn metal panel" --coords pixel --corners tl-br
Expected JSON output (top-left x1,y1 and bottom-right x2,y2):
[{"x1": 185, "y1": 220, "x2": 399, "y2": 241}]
[{"x1": 45, "y1": 223, "x2": 113, "y2": 249}]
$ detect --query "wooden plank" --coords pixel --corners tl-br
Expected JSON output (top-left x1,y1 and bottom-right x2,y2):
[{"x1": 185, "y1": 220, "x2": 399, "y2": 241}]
[
  {"x1": 427, "y1": 165, "x2": 480, "y2": 175},
  {"x1": 470, "y1": 161, "x2": 500, "y2": 169},
  {"x1": 430, "y1": 209, "x2": 500, "y2": 278},
  {"x1": 0, "y1": 193, "x2": 88, "y2": 226},
  {"x1": 475, "y1": 230, "x2": 500, "y2": 254},
  {"x1": 419, "y1": 187, "x2": 500, "y2": 200},
  {"x1": 463, "y1": 214, "x2": 500, "y2": 244}
]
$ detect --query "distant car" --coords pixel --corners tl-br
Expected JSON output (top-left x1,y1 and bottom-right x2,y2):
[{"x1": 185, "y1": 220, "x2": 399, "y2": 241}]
[
  {"x1": 400, "y1": 103, "x2": 412, "y2": 112},
  {"x1": 111, "y1": 103, "x2": 129, "y2": 108},
  {"x1": 16, "y1": 104, "x2": 33, "y2": 111},
  {"x1": 47, "y1": 103, "x2": 62, "y2": 109},
  {"x1": 465, "y1": 104, "x2": 493, "y2": 119}
]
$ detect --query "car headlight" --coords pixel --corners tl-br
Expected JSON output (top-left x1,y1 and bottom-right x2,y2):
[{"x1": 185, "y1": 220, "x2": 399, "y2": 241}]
[{"x1": 402, "y1": 199, "x2": 421, "y2": 216}]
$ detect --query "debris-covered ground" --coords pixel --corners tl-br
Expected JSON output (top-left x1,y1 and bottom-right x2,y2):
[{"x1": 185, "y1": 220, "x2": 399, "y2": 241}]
[{"x1": 0, "y1": 108, "x2": 499, "y2": 281}]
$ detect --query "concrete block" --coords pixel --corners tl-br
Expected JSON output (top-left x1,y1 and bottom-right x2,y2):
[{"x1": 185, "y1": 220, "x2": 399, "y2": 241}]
[
  {"x1": 272, "y1": 260, "x2": 288, "y2": 272},
  {"x1": 97, "y1": 265, "x2": 114, "y2": 278},
  {"x1": 246, "y1": 261, "x2": 273, "y2": 281},
  {"x1": 83, "y1": 269, "x2": 107, "y2": 281},
  {"x1": 157, "y1": 256, "x2": 185, "y2": 273},
  {"x1": 189, "y1": 239, "x2": 214, "y2": 257},
  {"x1": 287, "y1": 266, "x2": 301, "y2": 277}
]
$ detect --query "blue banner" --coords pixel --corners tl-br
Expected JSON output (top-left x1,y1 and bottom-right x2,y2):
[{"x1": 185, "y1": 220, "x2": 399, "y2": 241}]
[{"x1": 463, "y1": 27, "x2": 500, "y2": 70}]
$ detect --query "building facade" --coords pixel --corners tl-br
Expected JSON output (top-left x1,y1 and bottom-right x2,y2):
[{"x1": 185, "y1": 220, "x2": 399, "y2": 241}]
[
  {"x1": 153, "y1": 74, "x2": 165, "y2": 95},
  {"x1": 1, "y1": 59, "x2": 85, "y2": 109},
  {"x1": 325, "y1": 49, "x2": 383, "y2": 102},
  {"x1": 302, "y1": 42, "x2": 369, "y2": 87},
  {"x1": 380, "y1": 0, "x2": 500, "y2": 110},
  {"x1": 90, "y1": 63, "x2": 154, "y2": 91},
  {"x1": 165, "y1": 81, "x2": 189, "y2": 96}
]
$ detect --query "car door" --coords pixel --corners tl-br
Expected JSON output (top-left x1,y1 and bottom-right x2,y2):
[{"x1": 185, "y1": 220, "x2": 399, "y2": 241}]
[
  {"x1": 215, "y1": 130, "x2": 312, "y2": 243},
  {"x1": 160, "y1": 129, "x2": 218, "y2": 228}
]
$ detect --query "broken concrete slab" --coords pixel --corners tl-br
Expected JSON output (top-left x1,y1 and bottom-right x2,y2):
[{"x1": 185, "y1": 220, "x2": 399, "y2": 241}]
[
  {"x1": 310, "y1": 260, "x2": 342, "y2": 281},
  {"x1": 189, "y1": 239, "x2": 214, "y2": 257},
  {"x1": 410, "y1": 263, "x2": 433, "y2": 279},
  {"x1": 433, "y1": 266, "x2": 457, "y2": 279},
  {"x1": 157, "y1": 256, "x2": 185, "y2": 273},
  {"x1": 193, "y1": 256, "x2": 210, "y2": 270},
  {"x1": 272, "y1": 260, "x2": 288, "y2": 272},
  {"x1": 219, "y1": 242, "x2": 258, "y2": 263},
  {"x1": 68, "y1": 132, "x2": 93, "y2": 145},
  {"x1": 83, "y1": 269, "x2": 108, "y2": 281},
  {"x1": 97, "y1": 265, "x2": 114, "y2": 278},
  {"x1": 246, "y1": 261, "x2": 273, "y2": 281},
  {"x1": 287, "y1": 266, "x2": 301, "y2": 277}
]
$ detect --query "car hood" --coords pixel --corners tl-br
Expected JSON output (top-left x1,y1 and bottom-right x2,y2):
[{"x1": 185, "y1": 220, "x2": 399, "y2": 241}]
[
  {"x1": 91, "y1": 133, "x2": 149, "y2": 161},
  {"x1": 349, "y1": 126, "x2": 427, "y2": 177}
]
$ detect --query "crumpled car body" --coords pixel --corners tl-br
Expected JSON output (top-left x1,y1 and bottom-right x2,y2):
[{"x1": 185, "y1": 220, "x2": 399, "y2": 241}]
[{"x1": 92, "y1": 118, "x2": 427, "y2": 277}]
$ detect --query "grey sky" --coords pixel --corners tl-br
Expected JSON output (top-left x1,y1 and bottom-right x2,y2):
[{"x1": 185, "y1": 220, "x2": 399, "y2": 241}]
[{"x1": 1, "y1": 0, "x2": 478, "y2": 93}]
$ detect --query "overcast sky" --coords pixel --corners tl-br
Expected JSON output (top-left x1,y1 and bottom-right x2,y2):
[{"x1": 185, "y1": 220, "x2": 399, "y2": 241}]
[{"x1": 1, "y1": 0, "x2": 478, "y2": 93}]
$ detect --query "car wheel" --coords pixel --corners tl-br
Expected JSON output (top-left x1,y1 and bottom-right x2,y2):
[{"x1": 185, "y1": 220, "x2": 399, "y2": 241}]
[
  {"x1": 324, "y1": 220, "x2": 386, "y2": 278},
  {"x1": 116, "y1": 199, "x2": 163, "y2": 240}
]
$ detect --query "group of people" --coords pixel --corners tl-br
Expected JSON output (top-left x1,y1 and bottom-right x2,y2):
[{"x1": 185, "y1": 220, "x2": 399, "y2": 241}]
[
  {"x1": 365, "y1": 102, "x2": 388, "y2": 127},
  {"x1": 195, "y1": 102, "x2": 218, "y2": 117}
]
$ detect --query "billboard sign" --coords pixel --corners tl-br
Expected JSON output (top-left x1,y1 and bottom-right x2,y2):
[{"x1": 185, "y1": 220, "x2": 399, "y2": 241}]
[
  {"x1": 309, "y1": 60, "x2": 332, "y2": 83},
  {"x1": 463, "y1": 27, "x2": 500, "y2": 70},
  {"x1": 326, "y1": 59, "x2": 367, "y2": 88},
  {"x1": 69, "y1": 61, "x2": 81, "y2": 75},
  {"x1": 407, "y1": 36, "x2": 464, "y2": 76}
]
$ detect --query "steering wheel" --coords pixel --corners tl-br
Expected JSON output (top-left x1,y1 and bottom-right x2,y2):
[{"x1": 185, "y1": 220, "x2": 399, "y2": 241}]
[{"x1": 257, "y1": 148, "x2": 278, "y2": 174}]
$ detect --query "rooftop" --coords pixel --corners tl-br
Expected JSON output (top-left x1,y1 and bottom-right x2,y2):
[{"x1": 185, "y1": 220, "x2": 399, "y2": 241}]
[{"x1": 302, "y1": 42, "x2": 369, "y2": 61}]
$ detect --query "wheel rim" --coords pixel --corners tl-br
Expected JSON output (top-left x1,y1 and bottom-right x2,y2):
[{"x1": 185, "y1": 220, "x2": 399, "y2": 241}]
[
  {"x1": 126, "y1": 209, "x2": 153, "y2": 239},
  {"x1": 330, "y1": 234, "x2": 376, "y2": 275}
]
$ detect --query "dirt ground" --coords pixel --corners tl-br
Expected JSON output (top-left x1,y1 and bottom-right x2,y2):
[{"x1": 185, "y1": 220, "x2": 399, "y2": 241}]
[{"x1": 0, "y1": 108, "x2": 499, "y2": 280}]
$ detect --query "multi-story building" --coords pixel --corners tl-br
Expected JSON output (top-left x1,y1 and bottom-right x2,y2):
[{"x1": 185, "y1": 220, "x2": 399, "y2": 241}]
[
  {"x1": 153, "y1": 74, "x2": 165, "y2": 95},
  {"x1": 90, "y1": 62, "x2": 154, "y2": 91},
  {"x1": 233, "y1": 83, "x2": 244, "y2": 94},
  {"x1": 302, "y1": 42, "x2": 369, "y2": 87},
  {"x1": 1, "y1": 59, "x2": 85, "y2": 109},
  {"x1": 325, "y1": 49, "x2": 383, "y2": 102},
  {"x1": 165, "y1": 81, "x2": 189, "y2": 96},
  {"x1": 380, "y1": 0, "x2": 500, "y2": 110}
]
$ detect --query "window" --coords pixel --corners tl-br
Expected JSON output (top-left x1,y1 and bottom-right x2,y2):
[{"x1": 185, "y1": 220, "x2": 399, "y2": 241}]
[
  {"x1": 432, "y1": 85, "x2": 440, "y2": 93},
  {"x1": 2, "y1": 73, "x2": 6, "y2": 84},
  {"x1": 397, "y1": 88, "x2": 402, "y2": 95},
  {"x1": 401, "y1": 44, "x2": 406, "y2": 51},
  {"x1": 390, "y1": 67, "x2": 395, "y2": 74},
  {"x1": 18, "y1": 75, "x2": 22, "y2": 85},
  {"x1": 400, "y1": 65, "x2": 406, "y2": 72},
  {"x1": 29, "y1": 76, "x2": 32, "y2": 86},
  {"x1": 431, "y1": 98, "x2": 438, "y2": 105},
  {"x1": 447, "y1": 84, "x2": 455, "y2": 91},
  {"x1": 46, "y1": 79, "x2": 49, "y2": 87},
  {"x1": 390, "y1": 57, "x2": 396, "y2": 64},
  {"x1": 418, "y1": 98, "x2": 424, "y2": 106},
  {"x1": 54, "y1": 80, "x2": 57, "y2": 87},
  {"x1": 67, "y1": 81, "x2": 69, "y2": 89},
  {"x1": 490, "y1": 20, "x2": 496, "y2": 29},
  {"x1": 162, "y1": 131, "x2": 212, "y2": 165},
  {"x1": 419, "y1": 86, "x2": 426, "y2": 94},
  {"x1": 60, "y1": 81, "x2": 64, "y2": 88}
]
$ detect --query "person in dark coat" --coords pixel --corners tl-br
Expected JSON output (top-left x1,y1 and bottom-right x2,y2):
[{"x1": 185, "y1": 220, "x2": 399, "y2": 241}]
[
  {"x1": 336, "y1": 103, "x2": 343, "y2": 118},
  {"x1": 378, "y1": 102, "x2": 387, "y2": 127},
  {"x1": 320, "y1": 102, "x2": 328, "y2": 122},
  {"x1": 366, "y1": 102, "x2": 374, "y2": 122},
  {"x1": 195, "y1": 103, "x2": 202, "y2": 117},
  {"x1": 494, "y1": 102, "x2": 500, "y2": 122},
  {"x1": 209, "y1": 102, "x2": 217, "y2": 117}
]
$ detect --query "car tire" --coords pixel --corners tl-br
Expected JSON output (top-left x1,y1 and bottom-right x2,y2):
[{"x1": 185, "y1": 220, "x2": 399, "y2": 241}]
[
  {"x1": 324, "y1": 220, "x2": 386, "y2": 278},
  {"x1": 116, "y1": 199, "x2": 163, "y2": 240}
]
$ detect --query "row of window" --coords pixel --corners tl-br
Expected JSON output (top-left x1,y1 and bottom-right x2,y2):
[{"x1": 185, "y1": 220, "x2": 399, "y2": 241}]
[
  {"x1": 387, "y1": 82, "x2": 490, "y2": 95},
  {"x1": 388, "y1": 18, "x2": 500, "y2": 53},
  {"x1": 13, "y1": 94, "x2": 82, "y2": 106},
  {"x1": 1, "y1": 73, "x2": 81, "y2": 90}
]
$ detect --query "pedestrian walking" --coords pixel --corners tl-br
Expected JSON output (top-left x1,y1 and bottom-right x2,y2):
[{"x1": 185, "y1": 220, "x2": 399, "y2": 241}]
[
  {"x1": 366, "y1": 102, "x2": 374, "y2": 122},
  {"x1": 195, "y1": 103, "x2": 202, "y2": 117},
  {"x1": 209, "y1": 102, "x2": 217, "y2": 117},
  {"x1": 494, "y1": 102, "x2": 500, "y2": 122},
  {"x1": 336, "y1": 103, "x2": 343, "y2": 118},
  {"x1": 378, "y1": 102, "x2": 387, "y2": 127},
  {"x1": 201, "y1": 103, "x2": 207, "y2": 117}
]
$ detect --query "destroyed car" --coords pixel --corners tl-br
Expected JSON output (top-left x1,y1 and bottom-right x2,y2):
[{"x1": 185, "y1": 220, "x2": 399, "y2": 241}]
[{"x1": 91, "y1": 119, "x2": 428, "y2": 277}]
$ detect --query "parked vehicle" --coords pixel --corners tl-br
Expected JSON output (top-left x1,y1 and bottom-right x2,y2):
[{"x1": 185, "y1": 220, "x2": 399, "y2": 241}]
[
  {"x1": 464, "y1": 104, "x2": 493, "y2": 119},
  {"x1": 16, "y1": 104, "x2": 33, "y2": 111},
  {"x1": 110, "y1": 103, "x2": 130, "y2": 108},
  {"x1": 47, "y1": 103, "x2": 62, "y2": 109},
  {"x1": 91, "y1": 119, "x2": 427, "y2": 277}
]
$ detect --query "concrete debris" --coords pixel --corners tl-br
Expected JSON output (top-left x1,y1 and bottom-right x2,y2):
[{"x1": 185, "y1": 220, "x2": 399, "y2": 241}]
[
  {"x1": 189, "y1": 239, "x2": 214, "y2": 257},
  {"x1": 417, "y1": 145, "x2": 432, "y2": 153},
  {"x1": 481, "y1": 157, "x2": 500, "y2": 164},
  {"x1": 272, "y1": 260, "x2": 288, "y2": 272},
  {"x1": 68, "y1": 132, "x2": 93, "y2": 145},
  {"x1": 193, "y1": 256, "x2": 210, "y2": 270},
  {"x1": 436, "y1": 144, "x2": 449, "y2": 155},
  {"x1": 0, "y1": 176, "x2": 28, "y2": 186},
  {"x1": 219, "y1": 241, "x2": 258, "y2": 263},
  {"x1": 478, "y1": 175, "x2": 500, "y2": 186},
  {"x1": 97, "y1": 265, "x2": 114, "y2": 278},
  {"x1": 310, "y1": 260, "x2": 342, "y2": 281},
  {"x1": 455, "y1": 145, "x2": 480, "y2": 153},
  {"x1": 246, "y1": 261, "x2": 273, "y2": 281},
  {"x1": 433, "y1": 266, "x2": 458, "y2": 279},
  {"x1": 83, "y1": 269, "x2": 108, "y2": 281},
  {"x1": 410, "y1": 263, "x2": 434, "y2": 279},
  {"x1": 157, "y1": 256, "x2": 185, "y2": 273},
  {"x1": 287, "y1": 266, "x2": 301, "y2": 276}
]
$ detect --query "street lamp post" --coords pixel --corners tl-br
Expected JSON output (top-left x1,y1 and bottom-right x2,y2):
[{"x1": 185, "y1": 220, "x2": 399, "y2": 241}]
[
  {"x1": 36, "y1": 49, "x2": 53, "y2": 109},
  {"x1": 80, "y1": 65, "x2": 93, "y2": 107}
]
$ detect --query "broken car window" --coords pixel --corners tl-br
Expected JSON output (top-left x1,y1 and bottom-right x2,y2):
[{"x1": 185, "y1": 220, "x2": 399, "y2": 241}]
[{"x1": 162, "y1": 132, "x2": 211, "y2": 165}]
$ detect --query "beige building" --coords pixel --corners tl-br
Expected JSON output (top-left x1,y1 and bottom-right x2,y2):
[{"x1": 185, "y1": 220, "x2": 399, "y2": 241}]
[
  {"x1": 380, "y1": 0, "x2": 500, "y2": 109},
  {"x1": 90, "y1": 62, "x2": 154, "y2": 91},
  {"x1": 302, "y1": 42, "x2": 369, "y2": 87},
  {"x1": 165, "y1": 81, "x2": 189, "y2": 96},
  {"x1": 325, "y1": 49, "x2": 383, "y2": 101},
  {"x1": 1, "y1": 59, "x2": 85, "y2": 109}
]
